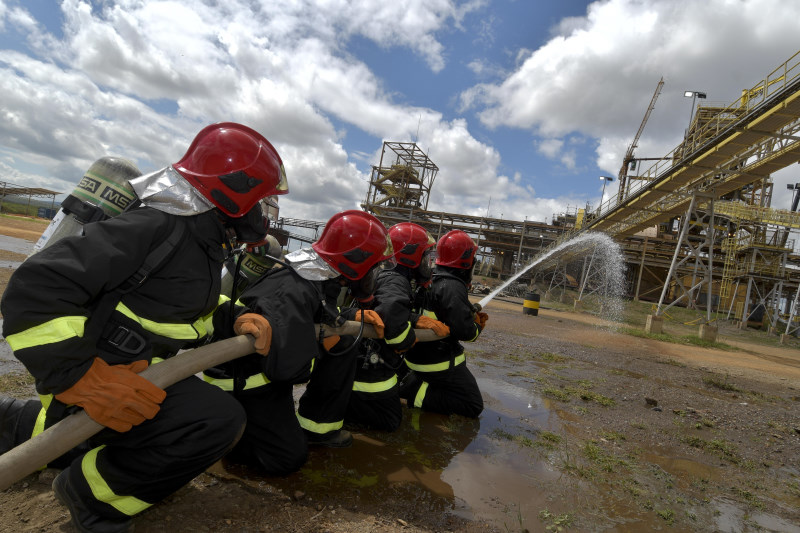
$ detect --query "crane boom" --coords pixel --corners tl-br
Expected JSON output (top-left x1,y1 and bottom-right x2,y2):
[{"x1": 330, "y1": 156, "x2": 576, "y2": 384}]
[{"x1": 617, "y1": 77, "x2": 664, "y2": 201}]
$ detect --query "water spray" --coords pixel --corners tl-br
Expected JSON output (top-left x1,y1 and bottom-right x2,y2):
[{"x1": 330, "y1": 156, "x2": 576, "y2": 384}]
[{"x1": 474, "y1": 232, "x2": 626, "y2": 321}]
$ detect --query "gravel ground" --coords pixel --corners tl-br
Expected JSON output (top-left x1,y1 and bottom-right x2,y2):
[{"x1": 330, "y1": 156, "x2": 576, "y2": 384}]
[{"x1": 1, "y1": 215, "x2": 799, "y2": 532}]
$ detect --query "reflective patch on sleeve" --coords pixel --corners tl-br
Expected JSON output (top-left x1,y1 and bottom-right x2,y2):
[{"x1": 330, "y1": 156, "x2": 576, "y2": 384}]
[
  {"x1": 6, "y1": 316, "x2": 86, "y2": 351},
  {"x1": 385, "y1": 322, "x2": 411, "y2": 345}
]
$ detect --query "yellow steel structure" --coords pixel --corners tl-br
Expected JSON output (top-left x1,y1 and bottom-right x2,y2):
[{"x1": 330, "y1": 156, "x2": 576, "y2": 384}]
[{"x1": 587, "y1": 51, "x2": 800, "y2": 238}]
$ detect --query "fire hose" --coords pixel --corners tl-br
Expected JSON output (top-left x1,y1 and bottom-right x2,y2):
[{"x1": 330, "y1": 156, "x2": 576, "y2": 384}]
[{"x1": 0, "y1": 321, "x2": 443, "y2": 490}]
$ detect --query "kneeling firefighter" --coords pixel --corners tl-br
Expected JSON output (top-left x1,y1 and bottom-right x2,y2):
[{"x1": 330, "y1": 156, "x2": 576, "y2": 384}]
[
  {"x1": 399, "y1": 229, "x2": 488, "y2": 418},
  {"x1": 341, "y1": 222, "x2": 449, "y2": 432},
  {"x1": 0, "y1": 121, "x2": 288, "y2": 533},
  {"x1": 205, "y1": 210, "x2": 393, "y2": 475}
]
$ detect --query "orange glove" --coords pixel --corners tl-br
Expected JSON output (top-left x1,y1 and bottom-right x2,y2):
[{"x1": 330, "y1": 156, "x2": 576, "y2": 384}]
[
  {"x1": 55, "y1": 358, "x2": 166, "y2": 433},
  {"x1": 474, "y1": 311, "x2": 489, "y2": 330},
  {"x1": 234, "y1": 313, "x2": 272, "y2": 355},
  {"x1": 415, "y1": 316, "x2": 450, "y2": 337},
  {"x1": 354, "y1": 310, "x2": 385, "y2": 339},
  {"x1": 322, "y1": 335, "x2": 341, "y2": 351}
]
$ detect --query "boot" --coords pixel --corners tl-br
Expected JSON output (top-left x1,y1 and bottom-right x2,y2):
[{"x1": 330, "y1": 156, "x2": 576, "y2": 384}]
[
  {"x1": 0, "y1": 397, "x2": 40, "y2": 455},
  {"x1": 304, "y1": 429, "x2": 353, "y2": 448},
  {"x1": 52, "y1": 468, "x2": 133, "y2": 533}
]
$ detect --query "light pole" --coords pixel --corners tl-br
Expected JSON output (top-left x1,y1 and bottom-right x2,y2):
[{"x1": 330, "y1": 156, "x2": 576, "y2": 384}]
[
  {"x1": 599, "y1": 176, "x2": 614, "y2": 209},
  {"x1": 683, "y1": 90, "x2": 707, "y2": 127}
]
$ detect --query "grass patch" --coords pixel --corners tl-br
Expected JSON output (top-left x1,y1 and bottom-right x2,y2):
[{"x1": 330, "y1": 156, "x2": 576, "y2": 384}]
[
  {"x1": 0, "y1": 371, "x2": 36, "y2": 396},
  {"x1": 600, "y1": 431, "x2": 626, "y2": 442},
  {"x1": 489, "y1": 428, "x2": 538, "y2": 449},
  {"x1": 731, "y1": 486, "x2": 764, "y2": 510},
  {"x1": 538, "y1": 509, "x2": 573, "y2": 532},
  {"x1": 575, "y1": 388, "x2": 615, "y2": 406},
  {"x1": 535, "y1": 431, "x2": 563, "y2": 450},
  {"x1": 582, "y1": 441, "x2": 630, "y2": 472},
  {"x1": 702, "y1": 374, "x2": 743, "y2": 392},
  {"x1": 542, "y1": 387, "x2": 572, "y2": 402},
  {"x1": 541, "y1": 385, "x2": 615, "y2": 406},
  {"x1": 536, "y1": 351, "x2": 568, "y2": 363},
  {"x1": 658, "y1": 358, "x2": 687, "y2": 367},
  {"x1": 621, "y1": 327, "x2": 737, "y2": 350},
  {"x1": 680, "y1": 435, "x2": 741, "y2": 464},
  {"x1": 656, "y1": 508, "x2": 675, "y2": 524}
]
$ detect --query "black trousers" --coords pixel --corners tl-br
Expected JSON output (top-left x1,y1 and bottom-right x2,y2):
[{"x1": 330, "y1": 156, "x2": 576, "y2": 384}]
[
  {"x1": 2, "y1": 377, "x2": 245, "y2": 518},
  {"x1": 63, "y1": 376, "x2": 245, "y2": 520},
  {"x1": 398, "y1": 362, "x2": 484, "y2": 418},
  {"x1": 345, "y1": 357, "x2": 403, "y2": 432},
  {"x1": 345, "y1": 386, "x2": 402, "y2": 432},
  {"x1": 225, "y1": 381, "x2": 308, "y2": 476},
  {"x1": 296, "y1": 347, "x2": 358, "y2": 435}
]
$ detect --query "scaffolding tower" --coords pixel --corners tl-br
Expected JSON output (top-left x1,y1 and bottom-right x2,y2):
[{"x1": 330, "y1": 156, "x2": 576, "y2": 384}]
[{"x1": 362, "y1": 142, "x2": 438, "y2": 217}]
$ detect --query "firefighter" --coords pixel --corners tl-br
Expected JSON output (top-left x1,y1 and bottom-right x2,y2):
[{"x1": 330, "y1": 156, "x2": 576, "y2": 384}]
[
  {"x1": 204, "y1": 210, "x2": 392, "y2": 475},
  {"x1": 341, "y1": 222, "x2": 449, "y2": 431},
  {"x1": 399, "y1": 229, "x2": 488, "y2": 418},
  {"x1": 0, "y1": 122, "x2": 288, "y2": 533}
]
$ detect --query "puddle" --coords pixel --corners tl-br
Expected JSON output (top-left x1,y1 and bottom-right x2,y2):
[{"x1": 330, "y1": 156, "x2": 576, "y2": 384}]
[
  {"x1": 644, "y1": 450, "x2": 723, "y2": 484},
  {"x1": 712, "y1": 496, "x2": 800, "y2": 533}
]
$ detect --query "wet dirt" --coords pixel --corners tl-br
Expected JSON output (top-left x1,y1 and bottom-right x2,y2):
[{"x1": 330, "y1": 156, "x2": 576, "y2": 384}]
[{"x1": 1, "y1": 215, "x2": 800, "y2": 532}]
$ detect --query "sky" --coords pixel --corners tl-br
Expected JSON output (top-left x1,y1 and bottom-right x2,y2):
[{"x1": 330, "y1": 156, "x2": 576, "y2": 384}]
[{"x1": 1, "y1": 0, "x2": 799, "y2": 228}]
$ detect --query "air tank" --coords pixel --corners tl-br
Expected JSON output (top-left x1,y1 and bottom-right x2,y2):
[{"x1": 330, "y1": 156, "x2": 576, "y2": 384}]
[
  {"x1": 33, "y1": 156, "x2": 140, "y2": 253},
  {"x1": 220, "y1": 234, "x2": 283, "y2": 298}
]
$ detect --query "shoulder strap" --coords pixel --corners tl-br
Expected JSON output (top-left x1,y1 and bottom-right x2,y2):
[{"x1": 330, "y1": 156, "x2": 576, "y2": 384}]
[
  {"x1": 116, "y1": 217, "x2": 187, "y2": 295},
  {"x1": 86, "y1": 216, "x2": 188, "y2": 339}
]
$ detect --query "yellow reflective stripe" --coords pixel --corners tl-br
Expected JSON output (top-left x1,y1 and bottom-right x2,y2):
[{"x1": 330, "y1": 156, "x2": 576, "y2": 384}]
[
  {"x1": 353, "y1": 374, "x2": 397, "y2": 393},
  {"x1": 31, "y1": 405, "x2": 47, "y2": 439},
  {"x1": 405, "y1": 353, "x2": 465, "y2": 373},
  {"x1": 5, "y1": 316, "x2": 86, "y2": 351},
  {"x1": 468, "y1": 325, "x2": 480, "y2": 342},
  {"x1": 296, "y1": 412, "x2": 342, "y2": 434},
  {"x1": 151, "y1": 357, "x2": 166, "y2": 365},
  {"x1": 200, "y1": 299, "x2": 224, "y2": 337},
  {"x1": 422, "y1": 309, "x2": 437, "y2": 319},
  {"x1": 82, "y1": 446, "x2": 151, "y2": 516},
  {"x1": 411, "y1": 408, "x2": 421, "y2": 430},
  {"x1": 413, "y1": 381, "x2": 428, "y2": 408},
  {"x1": 116, "y1": 302, "x2": 205, "y2": 340},
  {"x1": 202, "y1": 372, "x2": 270, "y2": 391},
  {"x1": 384, "y1": 322, "x2": 411, "y2": 345}
]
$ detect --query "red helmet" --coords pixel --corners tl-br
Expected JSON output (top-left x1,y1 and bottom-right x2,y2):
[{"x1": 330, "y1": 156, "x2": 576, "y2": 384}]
[
  {"x1": 173, "y1": 122, "x2": 289, "y2": 217},
  {"x1": 312, "y1": 210, "x2": 394, "y2": 280},
  {"x1": 388, "y1": 222, "x2": 435, "y2": 268},
  {"x1": 436, "y1": 230, "x2": 477, "y2": 269}
]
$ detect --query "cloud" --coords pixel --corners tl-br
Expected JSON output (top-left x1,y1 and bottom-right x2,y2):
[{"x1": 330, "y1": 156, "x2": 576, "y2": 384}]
[
  {"x1": 0, "y1": 0, "x2": 503, "y2": 222},
  {"x1": 462, "y1": 0, "x2": 800, "y2": 177}
]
